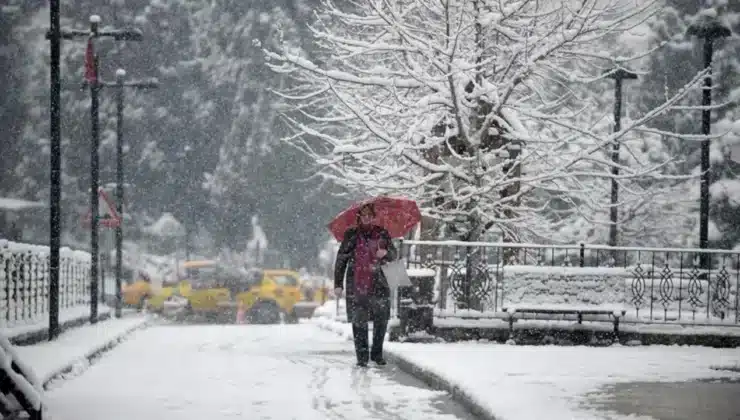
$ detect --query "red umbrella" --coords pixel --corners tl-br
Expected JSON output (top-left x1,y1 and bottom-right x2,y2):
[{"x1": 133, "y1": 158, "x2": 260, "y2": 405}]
[{"x1": 328, "y1": 196, "x2": 421, "y2": 241}]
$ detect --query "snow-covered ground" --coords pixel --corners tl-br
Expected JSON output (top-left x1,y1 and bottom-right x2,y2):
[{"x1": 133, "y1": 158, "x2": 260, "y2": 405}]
[
  {"x1": 14, "y1": 315, "x2": 148, "y2": 384},
  {"x1": 2, "y1": 305, "x2": 112, "y2": 340},
  {"x1": 43, "y1": 323, "x2": 476, "y2": 420},
  {"x1": 386, "y1": 340, "x2": 740, "y2": 420},
  {"x1": 314, "y1": 299, "x2": 740, "y2": 420},
  {"x1": 9, "y1": 296, "x2": 737, "y2": 420}
]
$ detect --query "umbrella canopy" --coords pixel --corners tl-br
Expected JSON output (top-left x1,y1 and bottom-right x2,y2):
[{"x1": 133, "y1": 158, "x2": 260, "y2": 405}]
[{"x1": 328, "y1": 196, "x2": 421, "y2": 241}]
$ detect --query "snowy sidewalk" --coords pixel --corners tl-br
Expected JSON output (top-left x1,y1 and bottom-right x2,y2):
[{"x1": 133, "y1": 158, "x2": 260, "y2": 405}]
[
  {"x1": 14, "y1": 314, "x2": 148, "y2": 386},
  {"x1": 2, "y1": 304, "x2": 113, "y2": 345},
  {"x1": 315, "y1": 299, "x2": 740, "y2": 420},
  {"x1": 44, "y1": 323, "x2": 476, "y2": 420}
]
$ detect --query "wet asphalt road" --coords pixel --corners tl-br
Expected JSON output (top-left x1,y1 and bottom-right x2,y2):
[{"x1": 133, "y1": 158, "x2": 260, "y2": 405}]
[{"x1": 590, "y1": 379, "x2": 740, "y2": 420}]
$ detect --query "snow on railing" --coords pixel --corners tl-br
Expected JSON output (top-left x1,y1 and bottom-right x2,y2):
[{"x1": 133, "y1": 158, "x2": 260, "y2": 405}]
[
  {"x1": 0, "y1": 332, "x2": 43, "y2": 418},
  {"x1": 0, "y1": 239, "x2": 91, "y2": 329},
  {"x1": 400, "y1": 240, "x2": 740, "y2": 325}
]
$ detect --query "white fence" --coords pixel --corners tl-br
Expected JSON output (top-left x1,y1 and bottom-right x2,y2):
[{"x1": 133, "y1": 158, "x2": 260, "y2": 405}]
[{"x1": 0, "y1": 239, "x2": 91, "y2": 329}]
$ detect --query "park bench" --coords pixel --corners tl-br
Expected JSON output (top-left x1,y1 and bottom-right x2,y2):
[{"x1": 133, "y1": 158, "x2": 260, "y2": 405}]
[
  {"x1": 0, "y1": 335, "x2": 43, "y2": 420},
  {"x1": 501, "y1": 304, "x2": 627, "y2": 335}
]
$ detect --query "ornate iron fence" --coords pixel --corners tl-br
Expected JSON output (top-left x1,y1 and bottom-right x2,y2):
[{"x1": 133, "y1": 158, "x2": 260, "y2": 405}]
[
  {"x1": 0, "y1": 239, "x2": 91, "y2": 328},
  {"x1": 400, "y1": 240, "x2": 740, "y2": 325}
]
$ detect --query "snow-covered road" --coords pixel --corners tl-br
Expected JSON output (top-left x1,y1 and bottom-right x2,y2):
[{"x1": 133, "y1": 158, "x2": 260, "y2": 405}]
[{"x1": 45, "y1": 323, "x2": 476, "y2": 420}]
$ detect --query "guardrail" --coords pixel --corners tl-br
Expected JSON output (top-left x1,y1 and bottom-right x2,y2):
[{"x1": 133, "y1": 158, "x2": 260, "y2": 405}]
[{"x1": 400, "y1": 240, "x2": 739, "y2": 325}]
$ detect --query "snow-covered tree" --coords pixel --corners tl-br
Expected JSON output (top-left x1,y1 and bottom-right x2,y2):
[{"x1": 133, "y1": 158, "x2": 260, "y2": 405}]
[
  {"x1": 318, "y1": 236, "x2": 339, "y2": 275},
  {"x1": 547, "y1": 75, "x2": 701, "y2": 248},
  {"x1": 266, "y1": 0, "x2": 705, "y2": 243},
  {"x1": 245, "y1": 215, "x2": 269, "y2": 265},
  {"x1": 632, "y1": 0, "x2": 740, "y2": 248}
]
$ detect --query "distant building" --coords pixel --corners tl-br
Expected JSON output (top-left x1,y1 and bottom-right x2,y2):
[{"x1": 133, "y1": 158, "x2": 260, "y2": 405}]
[{"x1": 0, "y1": 197, "x2": 45, "y2": 242}]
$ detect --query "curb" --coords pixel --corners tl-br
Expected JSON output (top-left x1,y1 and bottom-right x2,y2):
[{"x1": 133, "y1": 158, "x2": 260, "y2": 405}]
[
  {"x1": 315, "y1": 319, "x2": 498, "y2": 420},
  {"x1": 384, "y1": 350, "x2": 497, "y2": 420},
  {"x1": 42, "y1": 318, "x2": 150, "y2": 390}
]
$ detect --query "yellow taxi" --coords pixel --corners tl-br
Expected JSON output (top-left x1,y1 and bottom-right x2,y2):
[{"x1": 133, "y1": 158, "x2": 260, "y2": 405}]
[
  {"x1": 147, "y1": 262, "x2": 305, "y2": 324},
  {"x1": 145, "y1": 260, "x2": 207, "y2": 314},
  {"x1": 232, "y1": 269, "x2": 304, "y2": 323}
]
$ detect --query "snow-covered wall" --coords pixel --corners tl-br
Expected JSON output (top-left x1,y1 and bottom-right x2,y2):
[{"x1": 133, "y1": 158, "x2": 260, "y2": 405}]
[{"x1": 0, "y1": 239, "x2": 91, "y2": 328}]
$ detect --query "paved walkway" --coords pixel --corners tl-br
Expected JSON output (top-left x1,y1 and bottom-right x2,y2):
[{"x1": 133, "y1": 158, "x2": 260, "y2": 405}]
[
  {"x1": 44, "y1": 323, "x2": 476, "y2": 420},
  {"x1": 591, "y1": 380, "x2": 740, "y2": 420}
]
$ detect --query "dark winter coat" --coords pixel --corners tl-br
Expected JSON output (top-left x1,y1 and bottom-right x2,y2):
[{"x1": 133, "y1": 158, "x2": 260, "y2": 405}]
[{"x1": 333, "y1": 226, "x2": 398, "y2": 299}]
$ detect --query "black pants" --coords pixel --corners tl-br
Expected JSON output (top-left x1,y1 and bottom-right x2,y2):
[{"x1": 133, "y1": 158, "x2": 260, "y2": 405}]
[{"x1": 348, "y1": 294, "x2": 390, "y2": 363}]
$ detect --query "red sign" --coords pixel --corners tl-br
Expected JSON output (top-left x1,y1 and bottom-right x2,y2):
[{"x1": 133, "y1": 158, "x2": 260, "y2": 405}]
[{"x1": 82, "y1": 188, "x2": 121, "y2": 228}]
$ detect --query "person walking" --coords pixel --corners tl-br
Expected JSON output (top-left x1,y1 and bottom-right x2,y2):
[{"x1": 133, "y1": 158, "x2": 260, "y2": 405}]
[{"x1": 334, "y1": 203, "x2": 397, "y2": 367}]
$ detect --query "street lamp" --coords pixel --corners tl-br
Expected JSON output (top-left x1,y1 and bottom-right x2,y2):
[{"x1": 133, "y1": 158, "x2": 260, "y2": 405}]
[
  {"x1": 84, "y1": 16, "x2": 144, "y2": 324},
  {"x1": 46, "y1": 14, "x2": 143, "y2": 331},
  {"x1": 47, "y1": 0, "x2": 62, "y2": 341},
  {"x1": 687, "y1": 19, "x2": 731, "y2": 270},
  {"x1": 604, "y1": 68, "x2": 638, "y2": 251},
  {"x1": 101, "y1": 69, "x2": 159, "y2": 318}
]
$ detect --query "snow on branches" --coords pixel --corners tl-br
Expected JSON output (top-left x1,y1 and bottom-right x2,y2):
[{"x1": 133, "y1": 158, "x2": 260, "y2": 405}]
[{"x1": 266, "y1": 0, "x2": 704, "y2": 242}]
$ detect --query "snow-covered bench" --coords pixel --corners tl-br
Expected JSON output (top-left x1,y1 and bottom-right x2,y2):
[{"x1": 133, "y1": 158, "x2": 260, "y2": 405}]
[
  {"x1": 0, "y1": 334, "x2": 43, "y2": 420},
  {"x1": 502, "y1": 304, "x2": 627, "y2": 334}
]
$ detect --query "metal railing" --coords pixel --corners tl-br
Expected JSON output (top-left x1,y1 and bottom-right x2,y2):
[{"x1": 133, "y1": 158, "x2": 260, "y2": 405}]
[
  {"x1": 400, "y1": 240, "x2": 740, "y2": 325},
  {"x1": 0, "y1": 239, "x2": 92, "y2": 329}
]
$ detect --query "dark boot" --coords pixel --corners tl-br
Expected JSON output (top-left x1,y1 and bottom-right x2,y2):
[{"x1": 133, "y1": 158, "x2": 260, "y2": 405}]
[{"x1": 370, "y1": 356, "x2": 387, "y2": 366}]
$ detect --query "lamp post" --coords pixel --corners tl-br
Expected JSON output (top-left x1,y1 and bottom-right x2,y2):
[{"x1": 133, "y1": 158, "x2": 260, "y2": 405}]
[
  {"x1": 88, "y1": 15, "x2": 103, "y2": 324},
  {"x1": 46, "y1": 14, "x2": 143, "y2": 329},
  {"x1": 605, "y1": 68, "x2": 637, "y2": 251},
  {"x1": 47, "y1": 0, "x2": 62, "y2": 340},
  {"x1": 84, "y1": 16, "x2": 143, "y2": 324},
  {"x1": 687, "y1": 19, "x2": 731, "y2": 270},
  {"x1": 103, "y1": 69, "x2": 159, "y2": 318}
]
